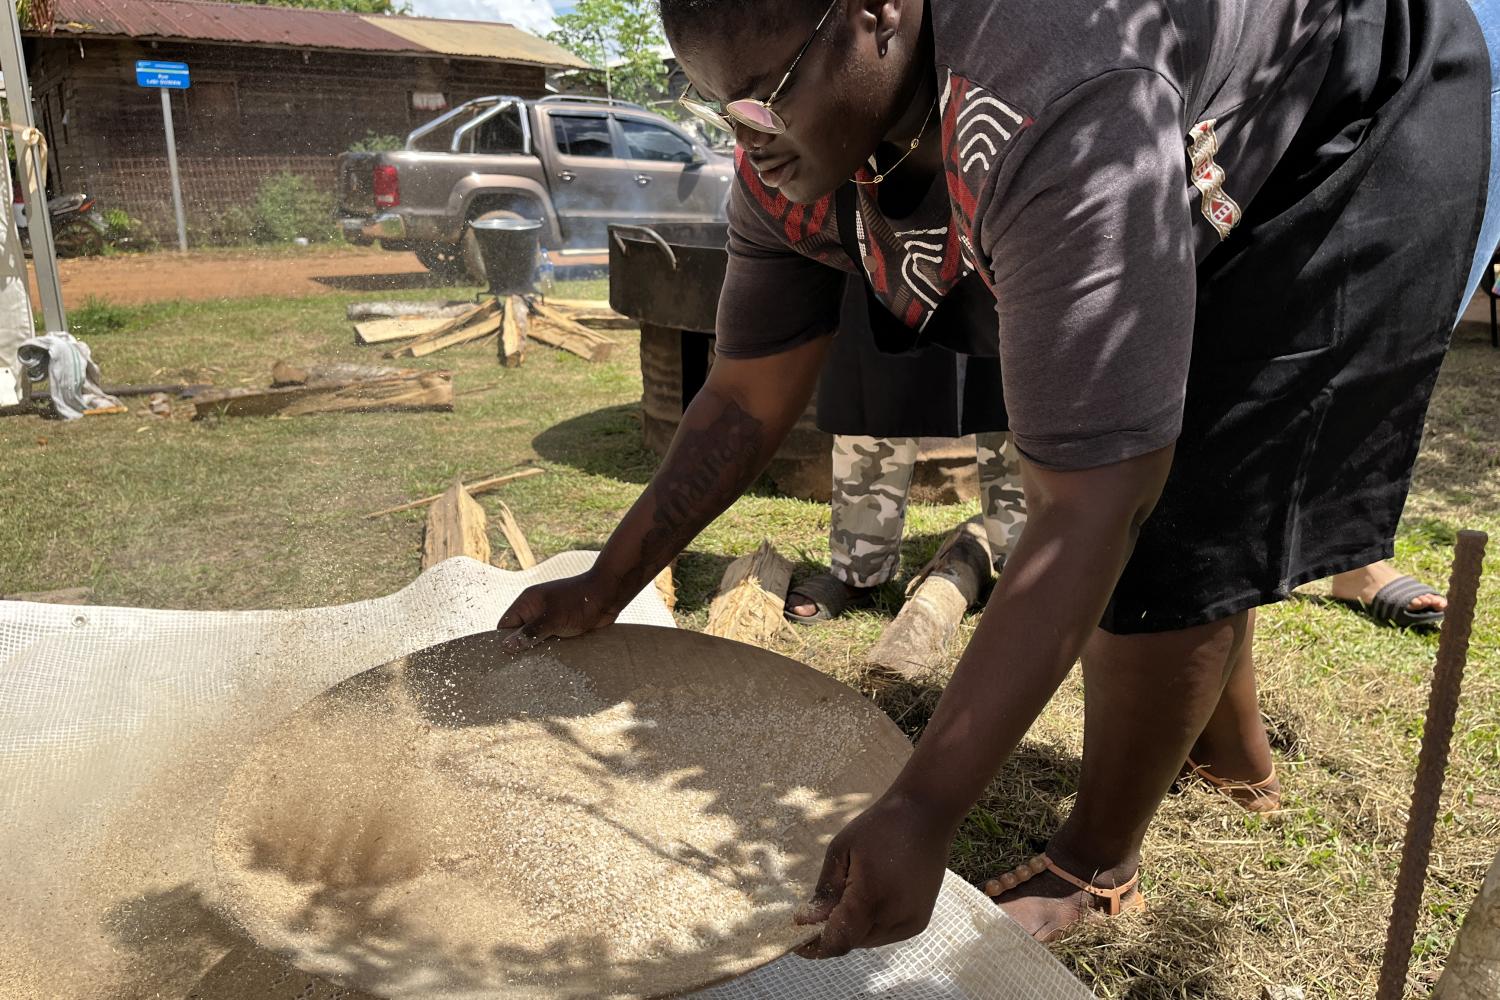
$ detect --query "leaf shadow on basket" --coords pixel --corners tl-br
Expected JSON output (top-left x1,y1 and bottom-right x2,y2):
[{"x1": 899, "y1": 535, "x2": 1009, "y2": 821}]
[{"x1": 191, "y1": 626, "x2": 911, "y2": 1000}]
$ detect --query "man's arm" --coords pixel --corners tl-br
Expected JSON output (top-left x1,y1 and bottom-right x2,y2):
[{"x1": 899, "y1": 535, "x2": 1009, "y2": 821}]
[{"x1": 498, "y1": 335, "x2": 829, "y2": 645}]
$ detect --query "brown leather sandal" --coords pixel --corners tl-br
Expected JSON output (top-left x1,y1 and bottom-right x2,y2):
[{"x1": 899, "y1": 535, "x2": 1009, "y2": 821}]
[
  {"x1": 981, "y1": 854, "x2": 1146, "y2": 918},
  {"x1": 1184, "y1": 756, "x2": 1282, "y2": 814}
]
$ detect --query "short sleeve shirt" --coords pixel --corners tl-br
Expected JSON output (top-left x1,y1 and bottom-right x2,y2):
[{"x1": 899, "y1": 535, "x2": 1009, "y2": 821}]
[{"x1": 716, "y1": 0, "x2": 1345, "y2": 469}]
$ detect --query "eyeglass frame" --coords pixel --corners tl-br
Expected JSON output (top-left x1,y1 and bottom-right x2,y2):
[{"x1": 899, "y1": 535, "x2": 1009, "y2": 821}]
[{"x1": 677, "y1": 0, "x2": 842, "y2": 136}]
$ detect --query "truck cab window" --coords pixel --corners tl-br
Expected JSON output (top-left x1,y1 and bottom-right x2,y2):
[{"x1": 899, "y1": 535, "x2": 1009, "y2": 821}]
[
  {"x1": 620, "y1": 120, "x2": 696, "y2": 164},
  {"x1": 552, "y1": 115, "x2": 614, "y2": 158},
  {"x1": 474, "y1": 108, "x2": 526, "y2": 154}
]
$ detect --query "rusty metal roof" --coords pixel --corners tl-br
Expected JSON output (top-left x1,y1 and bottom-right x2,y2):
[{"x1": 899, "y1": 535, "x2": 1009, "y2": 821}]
[{"x1": 42, "y1": 0, "x2": 591, "y2": 68}]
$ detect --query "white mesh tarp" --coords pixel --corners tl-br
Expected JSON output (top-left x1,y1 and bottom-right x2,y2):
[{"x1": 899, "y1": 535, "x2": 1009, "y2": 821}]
[{"x1": 0, "y1": 555, "x2": 1094, "y2": 1000}]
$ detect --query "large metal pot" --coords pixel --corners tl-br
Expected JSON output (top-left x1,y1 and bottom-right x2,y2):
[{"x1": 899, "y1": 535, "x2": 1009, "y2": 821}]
[
  {"x1": 609, "y1": 223, "x2": 833, "y2": 502},
  {"x1": 608, "y1": 223, "x2": 728, "y2": 333}
]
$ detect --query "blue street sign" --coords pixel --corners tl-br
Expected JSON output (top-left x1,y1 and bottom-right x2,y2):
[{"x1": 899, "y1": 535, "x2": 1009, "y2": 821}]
[{"x1": 135, "y1": 61, "x2": 191, "y2": 89}]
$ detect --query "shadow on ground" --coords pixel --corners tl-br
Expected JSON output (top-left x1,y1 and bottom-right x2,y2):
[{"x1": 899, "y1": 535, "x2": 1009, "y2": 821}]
[{"x1": 312, "y1": 272, "x2": 453, "y2": 292}]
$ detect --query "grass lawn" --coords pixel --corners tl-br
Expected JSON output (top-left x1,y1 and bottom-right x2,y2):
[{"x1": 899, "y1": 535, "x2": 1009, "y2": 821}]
[{"x1": 2, "y1": 279, "x2": 1496, "y2": 999}]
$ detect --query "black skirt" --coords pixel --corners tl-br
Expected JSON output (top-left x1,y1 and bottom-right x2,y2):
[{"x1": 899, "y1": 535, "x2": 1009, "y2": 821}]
[
  {"x1": 816, "y1": 272, "x2": 1009, "y2": 438},
  {"x1": 1101, "y1": 0, "x2": 1490, "y2": 633}
]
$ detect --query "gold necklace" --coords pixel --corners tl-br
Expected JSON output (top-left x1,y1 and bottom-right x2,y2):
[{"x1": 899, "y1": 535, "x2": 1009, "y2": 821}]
[{"x1": 853, "y1": 98, "x2": 938, "y2": 185}]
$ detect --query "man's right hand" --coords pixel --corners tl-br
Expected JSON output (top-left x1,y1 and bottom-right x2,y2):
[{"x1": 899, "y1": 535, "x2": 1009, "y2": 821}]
[{"x1": 497, "y1": 571, "x2": 623, "y2": 651}]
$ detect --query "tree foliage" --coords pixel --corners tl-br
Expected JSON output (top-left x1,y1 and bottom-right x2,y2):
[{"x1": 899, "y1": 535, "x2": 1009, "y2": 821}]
[{"x1": 548, "y1": 0, "x2": 671, "y2": 108}]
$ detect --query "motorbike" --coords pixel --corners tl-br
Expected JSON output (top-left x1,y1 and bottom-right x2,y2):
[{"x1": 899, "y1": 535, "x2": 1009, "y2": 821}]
[{"x1": 14, "y1": 192, "x2": 108, "y2": 257}]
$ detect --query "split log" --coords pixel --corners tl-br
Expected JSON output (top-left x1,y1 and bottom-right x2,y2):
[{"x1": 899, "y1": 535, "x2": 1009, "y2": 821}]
[
  {"x1": 864, "y1": 517, "x2": 991, "y2": 682},
  {"x1": 364, "y1": 467, "x2": 545, "y2": 518},
  {"x1": 1434, "y1": 848, "x2": 1500, "y2": 1000},
  {"x1": 401, "y1": 312, "x2": 503, "y2": 359},
  {"x1": 385, "y1": 299, "x2": 499, "y2": 359},
  {"x1": 500, "y1": 295, "x2": 528, "y2": 368},
  {"x1": 354, "y1": 316, "x2": 454, "y2": 346},
  {"x1": 528, "y1": 302, "x2": 617, "y2": 363},
  {"x1": 347, "y1": 300, "x2": 472, "y2": 322},
  {"x1": 193, "y1": 371, "x2": 453, "y2": 419},
  {"x1": 655, "y1": 563, "x2": 677, "y2": 611},
  {"x1": 421, "y1": 479, "x2": 491, "y2": 570},
  {"x1": 545, "y1": 298, "x2": 636, "y2": 330},
  {"x1": 271, "y1": 361, "x2": 401, "y2": 388},
  {"x1": 102, "y1": 383, "x2": 212, "y2": 399},
  {"x1": 705, "y1": 541, "x2": 794, "y2": 646},
  {"x1": 1, "y1": 586, "x2": 94, "y2": 605},
  {"x1": 495, "y1": 500, "x2": 538, "y2": 569}
]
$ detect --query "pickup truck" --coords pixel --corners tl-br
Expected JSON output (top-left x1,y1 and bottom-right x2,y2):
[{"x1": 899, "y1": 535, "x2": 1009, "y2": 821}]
[{"x1": 337, "y1": 95, "x2": 735, "y2": 280}]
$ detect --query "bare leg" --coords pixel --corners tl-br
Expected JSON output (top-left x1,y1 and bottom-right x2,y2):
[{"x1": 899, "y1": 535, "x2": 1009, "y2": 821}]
[
  {"x1": 995, "y1": 611, "x2": 1251, "y2": 940},
  {"x1": 1186, "y1": 609, "x2": 1279, "y2": 800},
  {"x1": 1329, "y1": 560, "x2": 1447, "y2": 614}
]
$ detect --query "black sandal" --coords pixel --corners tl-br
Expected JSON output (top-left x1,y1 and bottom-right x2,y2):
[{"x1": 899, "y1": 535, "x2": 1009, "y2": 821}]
[
  {"x1": 1335, "y1": 575, "x2": 1446, "y2": 630},
  {"x1": 783, "y1": 573, "x2": 878, "y2": 624}
]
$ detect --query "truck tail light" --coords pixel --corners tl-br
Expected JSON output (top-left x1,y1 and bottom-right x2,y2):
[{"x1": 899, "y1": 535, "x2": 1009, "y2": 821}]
[{"x1": 373, "y1": 165, "x2": 400, "y2": 209}]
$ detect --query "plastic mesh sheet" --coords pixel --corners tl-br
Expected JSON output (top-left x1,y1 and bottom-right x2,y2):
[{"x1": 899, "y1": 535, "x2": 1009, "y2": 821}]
[{"x1": 0, "y1": 555, "x2": 1093, "y2": 1000}]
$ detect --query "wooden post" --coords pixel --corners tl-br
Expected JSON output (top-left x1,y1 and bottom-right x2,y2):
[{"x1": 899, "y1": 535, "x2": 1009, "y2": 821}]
[
  {"x1": 864, "y1": 517, "x2": 991, "y2": 682},
  {"x1": 421, "y1": 479, "x2": 491, "y2": 570},
  {"x1": 705, "y1": 541, "x2": 794, "y2": 647},
  {"x1": 500, "y1": 295, "x2": 528, "y2": 368}
]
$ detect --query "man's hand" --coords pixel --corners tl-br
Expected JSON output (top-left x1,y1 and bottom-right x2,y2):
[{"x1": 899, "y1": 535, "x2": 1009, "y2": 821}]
[
  {"x1": 497, "y1": 571, "x2": 622, "y2": 652},
  {"x1": 793, "y1": 792, "x2": 954, "y2": 959}
]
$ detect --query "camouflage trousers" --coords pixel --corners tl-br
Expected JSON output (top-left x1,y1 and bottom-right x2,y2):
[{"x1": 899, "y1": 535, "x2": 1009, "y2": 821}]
[{"x1": 830, "y1": 434, "x2": 1028, "y2": 588}]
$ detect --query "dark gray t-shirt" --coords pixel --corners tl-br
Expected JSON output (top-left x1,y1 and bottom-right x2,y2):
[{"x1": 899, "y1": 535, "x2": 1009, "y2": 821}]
[{"x1": 717, "y1": 0, "x2": 1345, "y2": 469}]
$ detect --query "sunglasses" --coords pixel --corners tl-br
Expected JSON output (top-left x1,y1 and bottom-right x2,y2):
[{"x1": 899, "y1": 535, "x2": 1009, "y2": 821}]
[{"x1": 677, "y1": 0, "x2": 840, "y2": 136}]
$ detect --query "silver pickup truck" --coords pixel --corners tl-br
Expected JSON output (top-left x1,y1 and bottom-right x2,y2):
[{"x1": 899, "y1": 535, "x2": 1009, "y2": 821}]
[{"x1": 337, "y1": 95, "x2": 735, "y2": 280}]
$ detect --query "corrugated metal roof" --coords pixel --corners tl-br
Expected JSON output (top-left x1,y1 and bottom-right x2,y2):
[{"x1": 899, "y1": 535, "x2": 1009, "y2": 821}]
[
  {"x1": 362, "y1": 15, "x2": 584, "y2": 68},
  {"x1": 42, "y1": 0, "x2": 591, "y2": 69}
]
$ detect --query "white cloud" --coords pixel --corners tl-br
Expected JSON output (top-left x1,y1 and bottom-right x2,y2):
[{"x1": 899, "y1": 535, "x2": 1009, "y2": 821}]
[{"x1": 408, "y1": 0, "x2": 560, "y2": 35}]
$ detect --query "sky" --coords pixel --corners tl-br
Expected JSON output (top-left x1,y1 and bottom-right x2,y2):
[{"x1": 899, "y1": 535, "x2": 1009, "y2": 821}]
[{"x1": 407, "y1": 0, "x2": 575, "y2": 34}]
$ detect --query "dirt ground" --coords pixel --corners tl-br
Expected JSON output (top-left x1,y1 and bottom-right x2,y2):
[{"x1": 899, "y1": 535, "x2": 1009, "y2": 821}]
[{"x1": 29, "y1": 247, "x2": 440, "y2": 306}]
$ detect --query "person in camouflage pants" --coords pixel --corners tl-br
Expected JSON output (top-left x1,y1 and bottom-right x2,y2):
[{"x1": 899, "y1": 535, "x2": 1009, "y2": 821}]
[{"x1": 785, "y1": 433, "x2": 1027, "y2": 621}]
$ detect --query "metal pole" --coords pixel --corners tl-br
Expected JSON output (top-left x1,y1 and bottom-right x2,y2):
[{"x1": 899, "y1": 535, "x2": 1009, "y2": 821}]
[
  {"x1": 160, "y1": 88, "x2": 187, "y2": 252},
  {"x1": 1376, "y1": 530, "x2": 1489, "y2": 1000},
  {"x1": 0, "y1": 1, "x2": 66, "y2": 333}
]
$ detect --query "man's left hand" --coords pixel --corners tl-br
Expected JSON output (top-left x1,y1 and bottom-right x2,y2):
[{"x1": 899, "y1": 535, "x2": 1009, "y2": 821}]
[{"x1": 793, "y1": 791, "x2": 955, "y2": 959}]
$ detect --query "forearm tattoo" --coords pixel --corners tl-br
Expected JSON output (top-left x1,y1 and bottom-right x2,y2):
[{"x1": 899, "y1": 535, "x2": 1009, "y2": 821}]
[{"x1": 638, "y1": 398, "x2": 766, "y2": 571}]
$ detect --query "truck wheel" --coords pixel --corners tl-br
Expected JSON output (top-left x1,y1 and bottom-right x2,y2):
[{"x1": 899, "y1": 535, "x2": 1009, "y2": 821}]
[
  {"x1": 461, "y1": 209, "x2": 537, "y2": 285},
  {"x1": 414, "y1": 243, "x2": 466, "y2": 283}
]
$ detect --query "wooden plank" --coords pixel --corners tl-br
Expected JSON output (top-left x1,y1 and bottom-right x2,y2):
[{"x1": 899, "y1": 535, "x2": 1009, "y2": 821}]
[
  {"x1": 405, "y1": 312, "x2": 504, "y2": 359},
  {"x1": 1, "y1": 586, "x2": 94, "y2": 605},
  {"x1": 500, "y1": 295, "x2": 528, "y2": 368},
  {"x1": 347, "y1": 300, "x2": 472, "y2": 322},
  {"x1": 384, "y1": 299, "x2": 499, "y2": 359},
  {"x1": 528, "y1": 306, "x2": 617, "y2": 363},
  {"x1": 272, "y1": 361, "x2": 402, "y2": 388},
  {"x1": 495, "y1": 500, "x2": 538, "y2": 569},
  {"x1": 193, "y1": 371, "x2": 453, "y2": 419},
  {"x1": 422, "y1": 479, "x2": 491, "y2": 570},
  {"x1": 545, "y1": 298, "x2": 636, "y2": 330},
  {"x1": 705, "y1": 540, "x2": 794, "y2": 646},
  {"x1": 364, "y1": 467, "x2": 545, "y2": 518},
  {"x1": 655, "y1": 563, "x2": 677, "y2": 612},
  {"x1": 354, "y1": 316, "x2": 452, "y2": 346},
  {"x1": 864, "y1": 517, "x2": 991, "y2": 682}
]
